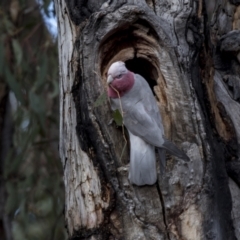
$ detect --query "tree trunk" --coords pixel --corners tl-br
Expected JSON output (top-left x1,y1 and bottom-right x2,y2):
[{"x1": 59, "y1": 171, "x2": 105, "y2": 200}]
[
  {"x1": 55, "y1": 0, "x2": 240, "y2": 239},
  {"x1": 0, "y1": 86, "x2": 13, "y2": 240}
]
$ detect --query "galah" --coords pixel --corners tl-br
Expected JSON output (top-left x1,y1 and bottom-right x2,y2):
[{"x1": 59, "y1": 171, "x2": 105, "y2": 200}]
[{"x1": 107, "y1": 61, "x2": 189, "y2": 186}]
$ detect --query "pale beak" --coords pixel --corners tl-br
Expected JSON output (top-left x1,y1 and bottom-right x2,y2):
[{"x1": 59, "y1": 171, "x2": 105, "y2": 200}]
[{"x1": 107, "y1": 75, "x2": 113, "y2": 84}]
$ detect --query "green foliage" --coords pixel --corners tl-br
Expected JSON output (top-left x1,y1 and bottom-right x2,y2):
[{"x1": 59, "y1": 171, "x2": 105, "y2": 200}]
[
  {"x1": 5, "y1": 67, "x2": 24, "y2": 104},
  {"x1": 93, "y1": 93, "x2": 124, "y2": 126},
  {"x1": 12, "y1": 39, "x2": 23, "y2": 66},
  {"x1": 0, "y1": 0, "x2": 67, "y2": 239},
  {"x1": 93, "y1": 92, "x2": 107, "y2": 108},
  {"x1": 113, "y1": 109, "x2": 123, "y2": 126}
]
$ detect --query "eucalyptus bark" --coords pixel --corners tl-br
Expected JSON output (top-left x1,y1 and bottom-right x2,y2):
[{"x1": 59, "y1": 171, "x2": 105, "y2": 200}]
[{"x1": 55, "y1": 0, "x2": 240, "y2": 239}]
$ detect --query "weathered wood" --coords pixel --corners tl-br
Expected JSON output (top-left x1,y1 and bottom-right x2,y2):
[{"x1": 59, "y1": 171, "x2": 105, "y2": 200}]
[{"x1": 55, "y1": 0, "x2": 240, "y2": 239}]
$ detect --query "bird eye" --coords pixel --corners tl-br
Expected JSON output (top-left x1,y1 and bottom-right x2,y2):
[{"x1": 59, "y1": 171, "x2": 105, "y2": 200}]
[{"x1": 116, "y1": 74, "x2": 122, "y2": 79}]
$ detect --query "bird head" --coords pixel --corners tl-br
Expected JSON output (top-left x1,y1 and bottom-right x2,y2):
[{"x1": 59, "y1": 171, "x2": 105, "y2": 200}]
[
  {"x1": 106, "y1": 61, "x2": 134, "y2": 98},
  {"x1": 107, "y1": 61, "x2": 128, "y2": 85}
]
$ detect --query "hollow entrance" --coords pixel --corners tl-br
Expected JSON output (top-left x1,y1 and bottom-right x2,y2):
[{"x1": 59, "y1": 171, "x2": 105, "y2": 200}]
[
  {"x1": 125, "y1": 57, "x2": 158, "y2": 95},
  {"x1": 98, "y1": 20, "x2": 165, "y2": 161},
  {"x1": 99, "y1": 19, "x2": 161, "y2": 93}
]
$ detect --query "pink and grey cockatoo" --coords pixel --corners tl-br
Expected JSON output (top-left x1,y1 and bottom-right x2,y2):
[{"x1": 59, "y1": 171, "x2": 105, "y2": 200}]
[{"x1": 107, "y1": 61, "x2": 189, "y2": 186}]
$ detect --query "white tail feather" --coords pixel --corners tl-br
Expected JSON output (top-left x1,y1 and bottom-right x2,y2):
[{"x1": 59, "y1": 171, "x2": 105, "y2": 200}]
[{"x1": 128, "y1": 131, "x2": 157, "y2": 186}]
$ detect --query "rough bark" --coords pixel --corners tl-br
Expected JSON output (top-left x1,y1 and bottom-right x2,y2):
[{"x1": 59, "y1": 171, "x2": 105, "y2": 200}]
[{"x1": 55, "y1": 0, "x2": 240, "y2": 239}]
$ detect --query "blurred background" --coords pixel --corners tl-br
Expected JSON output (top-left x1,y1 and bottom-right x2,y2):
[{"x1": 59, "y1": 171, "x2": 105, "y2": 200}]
[{"x1": 0, "y1": 0, "x2": 67, "y2": 239}]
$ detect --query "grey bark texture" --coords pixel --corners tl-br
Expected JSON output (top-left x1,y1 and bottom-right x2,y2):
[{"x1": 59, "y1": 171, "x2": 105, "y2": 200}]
[{"x1": 55, "y1": 0, "x2": 240, "y2": 239}]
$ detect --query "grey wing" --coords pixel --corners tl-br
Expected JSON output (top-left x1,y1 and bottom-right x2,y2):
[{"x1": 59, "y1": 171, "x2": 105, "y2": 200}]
[
  {"x1": 122, "y1": 74, "x2": 164, "y2": 147},
  {"x1": 124, "y1": 97, "x2": 189, "y2": 161},
  {"x1": 135, "y1": 74, "x2": 164, "y2": 133},
  {"x1": 123, "y1": 98, "x2": 165, "y2": 148}
]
